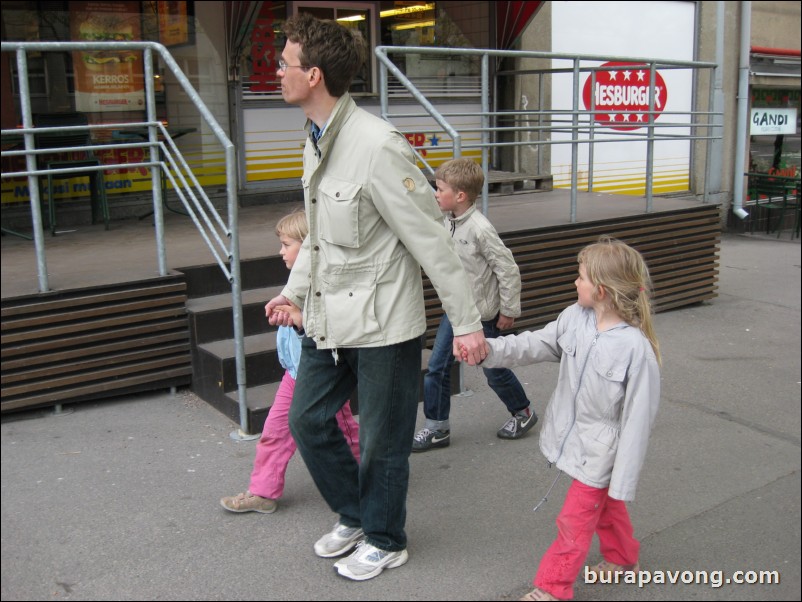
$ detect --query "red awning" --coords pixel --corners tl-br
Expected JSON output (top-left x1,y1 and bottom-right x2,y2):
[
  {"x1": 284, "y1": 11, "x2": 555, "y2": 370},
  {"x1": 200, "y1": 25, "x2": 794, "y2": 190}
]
[{"x1": 496, "y1": 1, "x2": 543, "y2": 50}]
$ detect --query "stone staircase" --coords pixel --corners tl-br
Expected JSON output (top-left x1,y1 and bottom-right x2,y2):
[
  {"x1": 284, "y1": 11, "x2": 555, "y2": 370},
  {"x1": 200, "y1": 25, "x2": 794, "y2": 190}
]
[{"x1": 182, "y1": 256, "x2": 456, "y2": 434}]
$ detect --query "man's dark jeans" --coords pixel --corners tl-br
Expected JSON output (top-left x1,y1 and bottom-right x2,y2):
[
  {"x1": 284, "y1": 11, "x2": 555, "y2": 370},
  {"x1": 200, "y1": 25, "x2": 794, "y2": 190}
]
[{"x1": 290, "y1": 335, "x2": 421, "y2": 552}]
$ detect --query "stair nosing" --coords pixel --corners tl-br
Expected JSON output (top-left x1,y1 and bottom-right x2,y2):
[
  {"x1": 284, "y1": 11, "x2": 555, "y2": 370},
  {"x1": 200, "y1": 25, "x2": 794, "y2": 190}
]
[
  {"x1": 197, "y1": 331, "x2": 277, "y2": 359},
  {"x1": 186, "y1": 285, "x2": 284, "y2": 313}
]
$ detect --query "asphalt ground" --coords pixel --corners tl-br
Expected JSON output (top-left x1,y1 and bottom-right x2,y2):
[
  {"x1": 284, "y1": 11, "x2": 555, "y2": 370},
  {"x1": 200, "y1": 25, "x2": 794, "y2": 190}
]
[{"x1": 1, "y1": 232, "x2": 800, "y2": 601}]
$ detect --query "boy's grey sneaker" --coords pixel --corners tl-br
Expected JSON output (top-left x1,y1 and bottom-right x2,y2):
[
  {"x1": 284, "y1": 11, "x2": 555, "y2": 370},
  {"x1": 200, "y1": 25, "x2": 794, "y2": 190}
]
[
  {"x1": 313, "y1": 521, "x2": 364, "y2": 558},
  {"x1": 497, "y1": 409, "x2": 538, "y2": 439},
  {"x1": 411, "y1": 427, "x2": 450, "y2": 452},
  {"x1": 334, "y1": 541, "x2": 409, "y2": 581}
]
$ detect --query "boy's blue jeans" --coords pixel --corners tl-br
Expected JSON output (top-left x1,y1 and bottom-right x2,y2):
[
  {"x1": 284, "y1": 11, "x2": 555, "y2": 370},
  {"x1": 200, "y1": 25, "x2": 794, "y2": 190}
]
[
  {"x1": 422, "y1": 313, "x2": 531, "y2": 430},
  {"x1": 289, "y1": 335, "x2": 421, "y2": 553}
]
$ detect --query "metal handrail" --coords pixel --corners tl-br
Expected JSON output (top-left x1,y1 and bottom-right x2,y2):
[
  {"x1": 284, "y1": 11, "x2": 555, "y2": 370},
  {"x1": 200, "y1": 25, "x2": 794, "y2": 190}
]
[
  {"x1": 1, "y1": 41, "x2": 254, "y2": 437},
  {"x1": 376, "y1": 45, "x2": 722, "y2": 218}
]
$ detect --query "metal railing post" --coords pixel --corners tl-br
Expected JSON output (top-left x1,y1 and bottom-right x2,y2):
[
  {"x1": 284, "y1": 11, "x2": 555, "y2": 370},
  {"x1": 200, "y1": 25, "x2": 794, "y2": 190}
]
[
  {"x1": 646, "y1": 63, "x2": 657, "y2": 213},
  {"x1": 15, "y1": 48, "x2": 49, "y2": 292},
  {"x1": 570, "y1": 58, "x2": 580, "y2": 223},
  {"x1": 144, "y1": 47, "x2": 167, "y2": 276}
]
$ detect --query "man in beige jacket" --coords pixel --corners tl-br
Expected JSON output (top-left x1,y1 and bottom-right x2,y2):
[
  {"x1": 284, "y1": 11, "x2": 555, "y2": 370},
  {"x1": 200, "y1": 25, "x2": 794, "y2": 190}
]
[{"x1": 265, "y1": 13, "x2": 487, "y2": 582}]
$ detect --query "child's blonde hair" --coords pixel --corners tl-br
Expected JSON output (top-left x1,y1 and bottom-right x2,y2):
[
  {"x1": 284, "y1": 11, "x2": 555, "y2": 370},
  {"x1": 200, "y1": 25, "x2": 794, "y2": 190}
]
[
  {"x1": 578, "y1": 236, "x2": 661, "y2": 365},
  {"x1": 434, "y1": 158, "x2": 484, "y2": 203},
  {"x1": 275, "y1": 209, "x2": 308, "y2": 242}
]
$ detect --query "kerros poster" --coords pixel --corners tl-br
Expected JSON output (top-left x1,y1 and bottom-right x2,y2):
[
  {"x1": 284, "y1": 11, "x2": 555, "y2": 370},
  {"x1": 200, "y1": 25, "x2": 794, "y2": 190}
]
[{"x1": 70, "y1": 1, "x2": 145, "y2": 112}]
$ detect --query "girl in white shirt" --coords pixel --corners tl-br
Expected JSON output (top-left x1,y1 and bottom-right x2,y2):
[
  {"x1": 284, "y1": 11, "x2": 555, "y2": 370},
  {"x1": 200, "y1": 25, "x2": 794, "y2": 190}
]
[{"x1": 479, "y1": 236, "x2": 661, "y2": 601}]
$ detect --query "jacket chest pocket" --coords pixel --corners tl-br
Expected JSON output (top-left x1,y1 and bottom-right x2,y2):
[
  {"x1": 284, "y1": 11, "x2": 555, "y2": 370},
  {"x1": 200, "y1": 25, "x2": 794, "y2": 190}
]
[
  {"x1": 317, "y1": 176, "x2": 362, "y2": 248},
  {"x1": 592, "y1": 353, "x2": 627, "y2": 403},
  {"x1": 557, "y1": 331, "x2": 577, "y2": 358}
]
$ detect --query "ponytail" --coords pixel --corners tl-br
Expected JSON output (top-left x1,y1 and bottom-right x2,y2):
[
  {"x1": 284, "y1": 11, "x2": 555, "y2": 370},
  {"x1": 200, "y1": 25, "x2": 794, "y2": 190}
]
[{"x1": 578, "y1": 236, "x2": 661, "y2": 365}]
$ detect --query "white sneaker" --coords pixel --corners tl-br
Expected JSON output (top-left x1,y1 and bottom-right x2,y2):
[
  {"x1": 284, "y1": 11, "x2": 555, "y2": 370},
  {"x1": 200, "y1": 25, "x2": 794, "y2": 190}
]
[
  {"x1": 334, "y1": 541, "x2": 409, "y2": 581},
  {"x1": 313, "y1": 521, "x2": 364, "y2": 558}
]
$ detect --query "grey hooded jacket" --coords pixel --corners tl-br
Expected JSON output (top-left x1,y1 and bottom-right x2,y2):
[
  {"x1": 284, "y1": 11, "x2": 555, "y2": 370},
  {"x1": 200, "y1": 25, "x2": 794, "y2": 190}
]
[{"x1": 483, "y1": 302, "x2": 661, "y2": 501}]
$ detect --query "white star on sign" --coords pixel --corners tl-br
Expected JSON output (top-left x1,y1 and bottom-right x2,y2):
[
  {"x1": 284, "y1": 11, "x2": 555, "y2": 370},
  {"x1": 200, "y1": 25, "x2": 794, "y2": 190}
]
[
  {"x1": 636, "y1": 70, "x2": 646, "y2": 81},
  {"x1": 609, "y1": 70, "x2": 618, "y2": 80},
  {"x1": 623, "y1": 70, "x2": 632, "y2": 80}
]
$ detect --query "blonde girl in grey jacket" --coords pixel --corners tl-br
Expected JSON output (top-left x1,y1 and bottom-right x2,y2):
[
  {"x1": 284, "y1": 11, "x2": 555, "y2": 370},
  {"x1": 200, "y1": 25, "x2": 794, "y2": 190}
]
[{"x1": 478, "y1": 236, "x2": 661, "y2": 601}]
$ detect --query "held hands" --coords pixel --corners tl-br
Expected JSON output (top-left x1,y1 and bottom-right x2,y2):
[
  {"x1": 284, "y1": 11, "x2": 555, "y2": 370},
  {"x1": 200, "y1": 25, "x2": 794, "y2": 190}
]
[
  {"x1": 453, "y1": 330, "x2": 489, "y2": 366},
  {"x1": 274, "y1": 302, "x2": 302, "y2": 328},
  {"x1": 265, "y1": 294, "x2": 300, "y2": 328}
]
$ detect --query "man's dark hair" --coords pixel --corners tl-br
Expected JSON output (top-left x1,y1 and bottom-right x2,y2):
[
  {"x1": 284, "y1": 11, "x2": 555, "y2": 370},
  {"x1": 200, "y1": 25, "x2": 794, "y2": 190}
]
[{"x1": 283, "y1": 13, "x2": 367, "y2": 98}]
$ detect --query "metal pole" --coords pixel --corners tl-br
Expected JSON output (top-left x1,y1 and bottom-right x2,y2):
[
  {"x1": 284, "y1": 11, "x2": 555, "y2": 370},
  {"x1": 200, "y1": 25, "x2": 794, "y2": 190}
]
[
  {"x1": 588, "y1": 71, "x2": 596, "y2": 192},
  {"x1": 645, "y1": 63, "x2": 656, "y2": 213},
  {"x1": 16, "y1": 48, "x2": 49, "y2": 292},
  {"x1": 706, "y1": 0, "x2": 726, "y2": 202},
  {"x1": 570, "y1": 59, "x2": 580, "y2": 223},
  {"x1": 144, "y1": 48, "x2": 167, "y2": 276},
  {"x1": 481, "y1": 53, "x2": 490, "y2": 215},
  {"x1": 731, "y1": 1, "x2": 751, "y2": 220}
]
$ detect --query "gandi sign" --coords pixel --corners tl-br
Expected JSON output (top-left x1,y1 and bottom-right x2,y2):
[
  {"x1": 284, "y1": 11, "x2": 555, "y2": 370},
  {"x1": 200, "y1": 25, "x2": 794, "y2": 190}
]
[{"x1": 750, "y1": 108, "x2": 797, "y2": 135}]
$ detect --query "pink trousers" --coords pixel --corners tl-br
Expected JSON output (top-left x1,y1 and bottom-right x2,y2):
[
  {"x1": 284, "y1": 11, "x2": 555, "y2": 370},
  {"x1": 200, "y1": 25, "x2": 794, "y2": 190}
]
[
  {"x1": 533, "y1": 479, "x2": 640, "y2": 600},
  {"x1": 249, "y1": 370, "x2": 360, "y2": 500}
]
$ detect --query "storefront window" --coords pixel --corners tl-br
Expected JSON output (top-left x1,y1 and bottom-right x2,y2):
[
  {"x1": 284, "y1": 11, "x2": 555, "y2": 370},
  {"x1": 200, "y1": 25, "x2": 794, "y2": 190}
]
[
  {"x1": 239, "y1": 1, "x2": 485, "y2": 102},
  {"x1": 2, "y1": 1, "x2": 229, "y2": 205},
  {"x1": 749, "y1": 88, "x2": 801, "y2": 177}
]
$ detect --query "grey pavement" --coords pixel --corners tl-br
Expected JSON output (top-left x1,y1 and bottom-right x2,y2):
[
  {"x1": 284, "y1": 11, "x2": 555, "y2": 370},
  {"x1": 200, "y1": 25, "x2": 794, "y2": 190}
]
[{"x1": 2, "y1": 232, "x2": 800, "y2": 601}]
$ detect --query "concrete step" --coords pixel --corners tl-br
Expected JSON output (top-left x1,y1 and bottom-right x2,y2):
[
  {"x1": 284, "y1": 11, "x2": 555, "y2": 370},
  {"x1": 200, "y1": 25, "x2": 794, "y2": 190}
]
[{"x1": 186, "y1": 285, "x2": 283, "y2": 343}]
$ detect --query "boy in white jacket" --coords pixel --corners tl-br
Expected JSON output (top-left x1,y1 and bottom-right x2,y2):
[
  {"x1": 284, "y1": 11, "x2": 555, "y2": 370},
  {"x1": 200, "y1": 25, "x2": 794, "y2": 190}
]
[{"x1": 413, "y1": 158, "x2": 536, "y2": 451}]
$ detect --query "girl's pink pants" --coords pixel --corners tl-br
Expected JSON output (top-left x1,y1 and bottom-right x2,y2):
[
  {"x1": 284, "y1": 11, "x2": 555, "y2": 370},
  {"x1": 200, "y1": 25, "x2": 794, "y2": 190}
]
[
  {"x1": 533, "y1": 479, "x2": 640, "y2": 600},
  {"x1": 249, "y1": 370, "x2": 360, "y2": 499}
]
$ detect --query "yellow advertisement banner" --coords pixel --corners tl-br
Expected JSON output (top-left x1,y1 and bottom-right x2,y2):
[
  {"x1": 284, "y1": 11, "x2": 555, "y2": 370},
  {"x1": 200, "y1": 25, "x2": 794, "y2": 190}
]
[{"x1": 70, "y1": 1, "x2": 145, "y2": 113}]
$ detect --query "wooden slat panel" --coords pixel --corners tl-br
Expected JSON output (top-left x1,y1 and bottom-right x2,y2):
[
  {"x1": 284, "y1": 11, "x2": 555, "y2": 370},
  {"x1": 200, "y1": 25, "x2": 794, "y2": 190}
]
[
  {"x1": 2, "y1": 342, "x2": 191, "y2": 385},
  {"x1": 0, "y1": 366, "x2": 192, "y2": 411},
  {"x1": 1, "y1": 354, "x2": 191, "y2": 398},
  {"x1": 1, "y1": 330, "x2": 189, "y2": 371},
  {"x1": 1, "y1": 276, "x2": 191, "y2": 413},
  {"x1": 1, "y1": 318, "x2": 188, "y2": 359},
  {"x1": 1, "y1": 307, "x2": 187, "y2": 345},
  {"x1": 0, "y1": 282, "x2": 187, "y2": 319},
  {"x1": 1, "y1": 293, "x2": 188, "y2": 331}
]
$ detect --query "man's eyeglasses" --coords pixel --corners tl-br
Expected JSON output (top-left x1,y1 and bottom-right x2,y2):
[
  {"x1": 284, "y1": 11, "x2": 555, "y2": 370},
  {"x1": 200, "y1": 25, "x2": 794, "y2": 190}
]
[{"x1": 278, "y1": 59, "x2": 307, "y2": 71}]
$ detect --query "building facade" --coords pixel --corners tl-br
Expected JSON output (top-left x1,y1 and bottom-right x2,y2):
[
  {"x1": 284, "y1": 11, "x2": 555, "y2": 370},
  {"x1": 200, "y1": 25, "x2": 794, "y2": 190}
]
[{"x1": 2, "y1": 1, "x2": 800, "y2": 226}]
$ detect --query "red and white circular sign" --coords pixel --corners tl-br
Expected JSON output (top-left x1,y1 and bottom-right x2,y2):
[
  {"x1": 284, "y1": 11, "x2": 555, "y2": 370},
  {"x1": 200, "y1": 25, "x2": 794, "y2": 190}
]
[{"x1": 582, "y1": 61, "x2": 668, "y2": 131}]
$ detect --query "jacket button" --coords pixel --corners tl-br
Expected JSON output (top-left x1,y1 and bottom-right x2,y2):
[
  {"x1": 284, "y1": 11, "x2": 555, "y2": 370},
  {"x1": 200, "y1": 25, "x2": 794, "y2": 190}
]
[
  {"x1": 314, "y1": 245, "x2": 319, "y2": 251},
  {"x1": 607, "y1": 371, "x2": 613, "y2": 377},
  {"x1": 319, "y1": 336, "x2": 325, "y2": 341},
  {"x1": 335, "y1": 192, "x2": 340, "y2": 198},
  {"x1": 311, "y1": 198, "x2": 317, "y2": 204},
  {"x1": 348, "y1": 292, "x2": 353, "y2": 296},
  {"x1": 315, "y1": 291, "x2": 321, "y2": 297}
]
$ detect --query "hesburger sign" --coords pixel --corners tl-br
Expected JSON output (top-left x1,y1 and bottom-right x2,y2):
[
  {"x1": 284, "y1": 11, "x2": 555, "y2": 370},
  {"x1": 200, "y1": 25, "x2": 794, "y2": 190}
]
[{"x1": 582, "y1": 61, "x2": 668, "y2": 131}]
